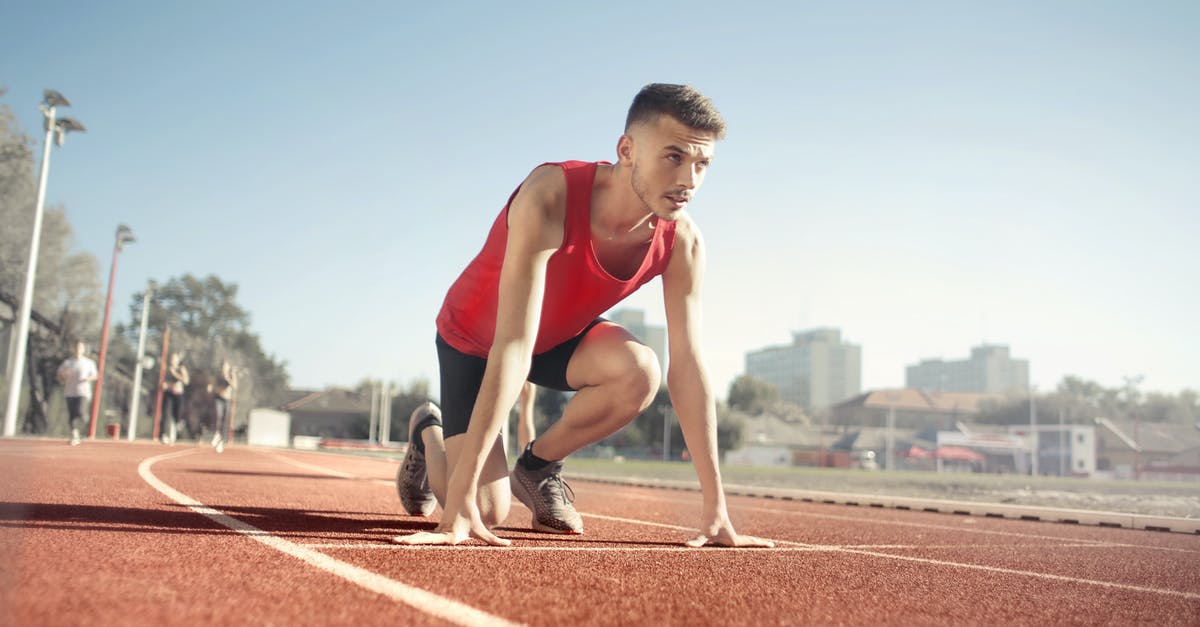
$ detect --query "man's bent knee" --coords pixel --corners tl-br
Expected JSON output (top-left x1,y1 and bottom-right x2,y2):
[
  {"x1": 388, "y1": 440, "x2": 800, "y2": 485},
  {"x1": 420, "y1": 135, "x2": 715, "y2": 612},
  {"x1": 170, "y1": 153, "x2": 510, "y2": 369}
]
[{"x1": 618, "y1": 343, "x2": 660, "y2": 415}]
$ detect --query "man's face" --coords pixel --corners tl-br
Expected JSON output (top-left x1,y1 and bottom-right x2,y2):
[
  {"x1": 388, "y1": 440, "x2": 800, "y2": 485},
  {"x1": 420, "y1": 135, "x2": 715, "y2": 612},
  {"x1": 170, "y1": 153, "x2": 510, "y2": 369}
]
[
  {"x1": 75, "y1": 342, "x2": 86, "y2": 358},
  {"x1": 624, "y1": 115, "x2": 716, "y2": 221}
]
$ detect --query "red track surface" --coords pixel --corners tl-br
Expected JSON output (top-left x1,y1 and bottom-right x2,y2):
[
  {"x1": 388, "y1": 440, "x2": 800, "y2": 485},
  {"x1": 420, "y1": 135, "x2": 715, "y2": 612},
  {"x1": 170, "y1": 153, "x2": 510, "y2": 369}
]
[{"x1": 2, "y1": 439, "x2": 1198, "y2": 626}]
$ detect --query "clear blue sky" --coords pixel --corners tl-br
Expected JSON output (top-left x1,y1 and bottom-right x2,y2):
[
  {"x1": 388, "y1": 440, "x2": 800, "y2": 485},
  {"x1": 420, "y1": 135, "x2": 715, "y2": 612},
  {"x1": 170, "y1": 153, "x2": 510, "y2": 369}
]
[{"x1": 3, "y1": 1, "x2": 1197, "y2": 398}]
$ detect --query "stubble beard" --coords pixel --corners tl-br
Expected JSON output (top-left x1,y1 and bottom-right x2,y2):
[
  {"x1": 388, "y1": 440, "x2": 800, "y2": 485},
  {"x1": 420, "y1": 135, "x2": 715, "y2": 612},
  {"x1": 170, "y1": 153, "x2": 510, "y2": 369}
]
[{"x1": 630, "y1": 163, "x2": 681, "y2": 222}]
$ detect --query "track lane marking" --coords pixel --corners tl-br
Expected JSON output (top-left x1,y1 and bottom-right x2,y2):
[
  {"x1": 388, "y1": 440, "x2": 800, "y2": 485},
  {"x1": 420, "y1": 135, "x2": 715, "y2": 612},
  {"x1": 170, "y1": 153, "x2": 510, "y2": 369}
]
[
  {"x1": 587, "y1": 483, "x2": 1200, "y2": 554},
  {"x1": 269, "y1": 452, "x2": 358, "y2": 478},
  {"x1": 798, "y1": 541, "x2": 1200, "y2": 600},
  {"x1": 138, "y1": 449, "x2": 521, "y2": 627},
  {"x1": 263, "y1": 452, "x2": 1200, "y2": 556},
  {"x1": 249, "y1": 452, "x2": 1200, "y2": 599},
  {"x1": 300, "y1": 542, "x2": 1114, "y2": 551}
]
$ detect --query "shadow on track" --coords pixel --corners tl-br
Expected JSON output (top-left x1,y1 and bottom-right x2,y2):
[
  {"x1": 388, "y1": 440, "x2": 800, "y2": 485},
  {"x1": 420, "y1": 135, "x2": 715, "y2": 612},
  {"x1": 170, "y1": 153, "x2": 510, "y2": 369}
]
[{"x1": 0, "y1": 501, "x2": 436, "y2": 541}]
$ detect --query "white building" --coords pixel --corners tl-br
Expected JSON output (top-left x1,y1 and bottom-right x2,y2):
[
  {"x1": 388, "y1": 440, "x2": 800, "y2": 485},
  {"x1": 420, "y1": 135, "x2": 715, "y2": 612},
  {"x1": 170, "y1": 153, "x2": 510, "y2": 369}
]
[
  {"x1": 906, "y1": 344, "x2": 1029, "y2": 394},
  {"x1": 745, "y1": 328, "x2": 861, "y2": 411}
]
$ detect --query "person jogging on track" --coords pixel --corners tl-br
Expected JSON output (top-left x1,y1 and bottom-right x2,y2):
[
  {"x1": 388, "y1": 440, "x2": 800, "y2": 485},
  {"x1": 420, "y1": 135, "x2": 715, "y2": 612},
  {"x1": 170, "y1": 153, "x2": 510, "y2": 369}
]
[
  {"x1": 161, "y1": 351, "x2": 190, "y2": 444},
  {"x1": 395, "y1": 83, "x2": 772, "y2": 549},
  {"x1": 208, "y1": 360, "x2": 236, "y2": 453},
  {"x1": 57, "y1": 340, "x2": 98, "y2": 446}
]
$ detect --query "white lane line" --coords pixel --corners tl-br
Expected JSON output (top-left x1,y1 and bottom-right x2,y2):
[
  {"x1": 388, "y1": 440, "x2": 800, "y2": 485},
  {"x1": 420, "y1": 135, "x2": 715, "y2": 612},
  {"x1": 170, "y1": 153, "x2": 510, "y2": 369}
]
[
  {"x1": 269, "y1": 452, "x2": 395, "y2": 487},
  {"x1": 300, "y1": 542, "x2": 1114, "y2": 552},
  {"x1": 305, "y1": 544, "x2": 823, "y2": 552},
  {"x1": 269, "y1": 452, "x2": 358, "y2": 479},
  {"x1": 583, "y1": 511, "x2": 697, "y2": 532},
  {"x1": 138, "y1": 449, "x2": 520, "y2": 627},
  {"x1": 802, "y1": 542, "x2": 1200, "y2": 601}
]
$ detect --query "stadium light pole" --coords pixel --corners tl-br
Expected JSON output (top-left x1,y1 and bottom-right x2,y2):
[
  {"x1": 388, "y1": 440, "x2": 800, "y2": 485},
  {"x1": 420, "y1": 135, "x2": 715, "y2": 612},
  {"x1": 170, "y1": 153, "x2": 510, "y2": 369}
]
[
  {"x1": 1028, "y1": 384, "x2": 1038, "y2": 477},
  {"x1": 88, "y1": 224, "x2": 136, "y2": 438},
  {"x1": 2, "y1": 90, "x2": 86, "y2": 438},
  {"x1": 659, "y1": 403, "x2": 673, "y2": 462},
  {"x1": 126, "y1": 281, "x2": 156, "y2": 441}
]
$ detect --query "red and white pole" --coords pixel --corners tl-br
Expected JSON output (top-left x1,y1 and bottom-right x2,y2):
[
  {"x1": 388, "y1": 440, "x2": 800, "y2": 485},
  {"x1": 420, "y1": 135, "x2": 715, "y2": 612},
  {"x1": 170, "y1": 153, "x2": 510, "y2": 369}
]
[{"x1": 88, "y1": 237, "x2": 121, "y2": 438}]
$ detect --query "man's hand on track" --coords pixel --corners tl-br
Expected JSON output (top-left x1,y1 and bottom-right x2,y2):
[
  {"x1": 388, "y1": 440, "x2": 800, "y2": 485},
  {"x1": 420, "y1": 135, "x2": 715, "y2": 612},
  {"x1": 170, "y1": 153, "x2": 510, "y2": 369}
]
[
  {"x1": 686, "y1": 513, "x2": 775, "y2": 548},
  {"x1": 685, "y1": 532, "x2": 775, "y2": 548},
  {"x1": 392, "y1": 504, "x2": 510, "y2": 547}
]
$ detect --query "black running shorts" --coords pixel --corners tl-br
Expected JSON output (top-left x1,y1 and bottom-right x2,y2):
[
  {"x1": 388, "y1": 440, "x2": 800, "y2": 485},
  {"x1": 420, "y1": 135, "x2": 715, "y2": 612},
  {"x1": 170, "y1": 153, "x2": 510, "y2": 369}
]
[{"x1": 436, "y1": 319, "x2": 605, "y2": 438}]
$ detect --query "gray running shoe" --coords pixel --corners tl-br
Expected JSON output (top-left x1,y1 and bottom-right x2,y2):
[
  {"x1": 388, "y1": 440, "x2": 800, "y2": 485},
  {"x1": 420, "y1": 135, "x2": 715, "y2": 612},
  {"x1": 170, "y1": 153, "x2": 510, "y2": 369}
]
[
  {"x1": 396, "y1": 402, "x2": 440, "y2": 517},
  {"x1": 510, "y1": 459, "x2": 583, "y2": 534}
]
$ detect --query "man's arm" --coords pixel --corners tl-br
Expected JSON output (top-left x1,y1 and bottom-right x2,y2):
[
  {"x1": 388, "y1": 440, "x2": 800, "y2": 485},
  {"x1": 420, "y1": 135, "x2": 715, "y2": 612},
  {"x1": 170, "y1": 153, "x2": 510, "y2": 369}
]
[
  {"x1": 662, "y1": 216, "x2": 773, "y2": 548},
  {"x1": 404, "y1": 165, "x2": 566, "y2": 546}
]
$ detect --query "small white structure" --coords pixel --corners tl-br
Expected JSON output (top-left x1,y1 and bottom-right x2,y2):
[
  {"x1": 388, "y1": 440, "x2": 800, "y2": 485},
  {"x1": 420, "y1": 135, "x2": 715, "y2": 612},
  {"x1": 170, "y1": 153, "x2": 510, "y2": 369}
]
[
  {"x1": 1008, "y1": 424, "x2": 1097, "y2": 477},
  {"x1": 725, "y1": 444, "x2": 793, "y2": 467},
  {"x1": 247, "y1": 408, "x2": 291, "y2": 448}
]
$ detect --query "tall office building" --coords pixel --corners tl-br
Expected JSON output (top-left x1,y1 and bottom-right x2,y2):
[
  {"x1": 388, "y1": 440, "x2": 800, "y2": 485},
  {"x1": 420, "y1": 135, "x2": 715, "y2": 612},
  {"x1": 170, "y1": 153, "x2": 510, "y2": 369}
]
[
  {"x1": 608, "y1": 308, "x2": 667, "y2": 380},
  {"x1": 744, "y1": 328, "x2": 862, "y2": 411},
  {"x1": 906, "y1": 344, "x2": 1029, "y2": 394}
]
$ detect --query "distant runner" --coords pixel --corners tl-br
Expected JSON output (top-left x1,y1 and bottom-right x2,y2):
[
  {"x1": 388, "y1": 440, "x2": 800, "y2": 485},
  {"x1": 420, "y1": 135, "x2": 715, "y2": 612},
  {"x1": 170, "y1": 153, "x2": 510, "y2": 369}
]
[
  {"x1": 161, "y1": 351, "x2": 189, "y2": 444},
  {"x1": 57, "y1": 340, "x2": 98, "y2": 446}
]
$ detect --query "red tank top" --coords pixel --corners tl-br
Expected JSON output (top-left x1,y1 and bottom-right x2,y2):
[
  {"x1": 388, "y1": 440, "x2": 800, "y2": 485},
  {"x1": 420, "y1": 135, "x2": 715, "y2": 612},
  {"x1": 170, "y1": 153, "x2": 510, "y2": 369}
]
[{"x1": 436, "y1": 161, "x2": 677, "y2": 357}]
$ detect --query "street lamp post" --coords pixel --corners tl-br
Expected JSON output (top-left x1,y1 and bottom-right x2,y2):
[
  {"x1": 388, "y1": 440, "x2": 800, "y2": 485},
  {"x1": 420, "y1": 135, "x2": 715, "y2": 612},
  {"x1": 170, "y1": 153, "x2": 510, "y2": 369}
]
[
  {"x1": 379, "y1": 382, "x2": 392, "y2": 445},
  {"x1": 1029, "y1": 385, "x2": 1038, "y2": 477},
  {"x1": 660, "y1": 403, "x2": 674, "y2": 462},
  {"x1": 126, "y1": 281, "x2": 156, "y2": 441},
  {"x1": 87, "y1": 224, "x2": 135, "y2": 438},
  {"x1": 2, "y1": 89, "x2": 86, "y2": 437}
]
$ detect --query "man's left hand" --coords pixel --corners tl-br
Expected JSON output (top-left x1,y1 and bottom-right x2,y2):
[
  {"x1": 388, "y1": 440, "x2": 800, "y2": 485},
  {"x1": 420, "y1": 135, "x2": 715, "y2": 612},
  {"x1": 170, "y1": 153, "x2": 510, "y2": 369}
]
[{"x1": 685, "y1": 513, "x2": 775, "y2": 548}]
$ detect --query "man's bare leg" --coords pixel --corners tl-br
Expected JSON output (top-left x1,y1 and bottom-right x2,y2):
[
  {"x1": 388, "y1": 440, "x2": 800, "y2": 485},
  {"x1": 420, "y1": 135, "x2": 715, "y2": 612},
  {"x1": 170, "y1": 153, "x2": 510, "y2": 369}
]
[{"x1": 530, "y1": 323, "x2": 661, "y2": 461}]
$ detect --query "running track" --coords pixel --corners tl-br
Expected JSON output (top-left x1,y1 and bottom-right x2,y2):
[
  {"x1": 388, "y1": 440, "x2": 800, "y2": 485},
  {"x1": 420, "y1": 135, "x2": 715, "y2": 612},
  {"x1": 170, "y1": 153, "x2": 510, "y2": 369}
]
[{"x1": 2, "y1": 439, "x2": 1198, "y2": 626}]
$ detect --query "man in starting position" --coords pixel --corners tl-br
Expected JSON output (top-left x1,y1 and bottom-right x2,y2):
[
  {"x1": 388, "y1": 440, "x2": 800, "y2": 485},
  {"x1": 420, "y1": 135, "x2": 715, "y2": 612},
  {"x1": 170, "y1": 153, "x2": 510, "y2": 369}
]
[{"x1": 395, "y1": 83, "x2": 771, "y2": 548}]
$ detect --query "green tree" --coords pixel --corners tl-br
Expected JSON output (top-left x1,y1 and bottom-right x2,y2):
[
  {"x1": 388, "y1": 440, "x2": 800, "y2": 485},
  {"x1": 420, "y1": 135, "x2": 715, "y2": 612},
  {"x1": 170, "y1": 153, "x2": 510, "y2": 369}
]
[
  {"x1": 122, "y1": 274, "x2": 289, "y2": 438},
  {"x1": 533, "y1": 387, "x2": 569, "y2": 432},
  {"x1": 389, "y1": 378, "x2": 432, "y2": 442},
  {"x1": 715, "y1": 403, "x2": 746, "y2": 457},
  {"x1": 727, "y1": 374, "x2": 779, "y2": 415},
  {"x1": 976, "y1": 376, "x2": 1198, "y2": 427}
]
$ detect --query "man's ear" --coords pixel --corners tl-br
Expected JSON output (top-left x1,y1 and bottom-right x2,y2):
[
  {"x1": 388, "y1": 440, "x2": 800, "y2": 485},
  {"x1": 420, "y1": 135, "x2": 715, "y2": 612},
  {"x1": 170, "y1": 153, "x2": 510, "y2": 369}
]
[{"x1": 616, "y1": 133, "x2": 634, "y2": 167}]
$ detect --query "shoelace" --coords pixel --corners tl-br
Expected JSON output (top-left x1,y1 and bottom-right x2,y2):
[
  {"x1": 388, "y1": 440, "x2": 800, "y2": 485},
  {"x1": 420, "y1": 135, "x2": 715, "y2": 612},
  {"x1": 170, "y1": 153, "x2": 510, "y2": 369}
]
[{"x1": 543, "y1": 473, "x2": 575, "y2": 505}]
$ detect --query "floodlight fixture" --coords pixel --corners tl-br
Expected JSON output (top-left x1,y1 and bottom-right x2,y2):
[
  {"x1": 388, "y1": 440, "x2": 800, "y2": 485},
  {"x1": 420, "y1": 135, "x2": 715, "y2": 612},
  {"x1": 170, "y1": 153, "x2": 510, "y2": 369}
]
[
  {"x1": 53, "y1": 116, "x2": 86, "y2": 146},
  {"x1": 57, "y1": 117, "x2": 87, "y2": 132},
  {"x1": 116, "y1": 224, "x2": 136, "y2": 250},
  {"x1": 42, "y1": 89, "x2": 71, "y2": 108}
]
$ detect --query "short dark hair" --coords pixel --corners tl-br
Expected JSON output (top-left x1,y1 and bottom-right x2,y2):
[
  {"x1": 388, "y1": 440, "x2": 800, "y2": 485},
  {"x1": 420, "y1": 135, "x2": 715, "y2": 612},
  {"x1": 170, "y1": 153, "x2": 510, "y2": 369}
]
[{"x1": 625, "y1": 83, "x2": 726, "y2": 139}]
